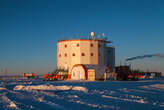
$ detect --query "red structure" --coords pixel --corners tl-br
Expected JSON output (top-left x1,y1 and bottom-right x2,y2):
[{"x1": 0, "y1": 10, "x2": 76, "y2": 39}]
[
  {"x1": 115, "y1": 65, "x2": 151, "y2": 80},
  {"x1": 24, "y1": 73, "x2": 35, "y2": 79},
  {"x1": 44, "y1": 74, "x2": 60, "y2": 81}
]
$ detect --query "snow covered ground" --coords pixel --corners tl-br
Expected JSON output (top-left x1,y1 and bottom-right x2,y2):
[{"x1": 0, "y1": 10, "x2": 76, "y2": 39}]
[{"x1": 0, "y1": 78, "x2": 164, "y2": 110}]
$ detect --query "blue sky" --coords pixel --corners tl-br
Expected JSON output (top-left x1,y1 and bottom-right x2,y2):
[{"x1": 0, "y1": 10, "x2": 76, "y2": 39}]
[{"x1": 0, "y1": 0, "x2": 164, "y2": 74}]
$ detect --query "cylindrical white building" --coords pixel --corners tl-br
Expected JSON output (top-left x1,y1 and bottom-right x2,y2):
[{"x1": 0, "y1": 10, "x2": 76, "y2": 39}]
[
  {"x1": 57, "y1": 39, "x2": 104, "y2": 72},
  {"x1": 57, "y1": 34, "x2": 115, "y2": 80}
]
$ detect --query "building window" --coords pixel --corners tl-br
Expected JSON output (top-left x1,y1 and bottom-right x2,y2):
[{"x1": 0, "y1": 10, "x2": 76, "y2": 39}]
[
  {"x1": 90, "y1": 43, "x2": 93, "y2": 47},
  {"x1": 59, "y1": 54, "x2": 61, "y2": 57},
  {"x1": 81, "y1": 53, "x2": 85, "y2": 56},
  {"x1": 91, "y1": 53, "x2": 94, "y2": 56},
  {"x1": 64, "y1": 53, "x2": 67, "y2": 57},
  {"x1": 72, "y1": 53, "x2": 75, "y2": 56},
  {"x1": 77, "y1": 43, "x2": 79, "y2": 47},
  {"x1": 98, "y1": 44, "x2": 101, "y2": 47},
  {"x1": 64, "y1": 44, "x2": 67, "y2": 48}
]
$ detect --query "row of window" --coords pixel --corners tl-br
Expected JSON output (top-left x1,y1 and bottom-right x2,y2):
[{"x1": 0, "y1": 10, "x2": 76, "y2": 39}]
[
  {"x1": 58, "y1": 53, "x2": 101, "y2": 57},
  {"x1": 63, "y1": 43, "x2": 101, "y2": 48}
]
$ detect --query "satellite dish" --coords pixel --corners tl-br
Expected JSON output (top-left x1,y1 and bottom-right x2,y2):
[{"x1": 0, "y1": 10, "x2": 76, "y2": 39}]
[{"x1": 90, "y1": 32, "x2": 95, "y2": 40}]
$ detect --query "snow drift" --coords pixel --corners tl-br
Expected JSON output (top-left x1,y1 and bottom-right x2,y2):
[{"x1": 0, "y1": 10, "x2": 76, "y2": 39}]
[
  {"x1": 0, "y1": 87, "x2": 6, "y2": 91},
  {"x1": 140, "y1": 84, "x2": 164, "y2": 90},
  {"x1": 13, "y1": 85, "x2": 88, "y2": 93}
]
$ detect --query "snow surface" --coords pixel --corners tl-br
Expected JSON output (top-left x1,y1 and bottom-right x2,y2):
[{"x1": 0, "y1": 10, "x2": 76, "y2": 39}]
[
  {"x1": 0, "y1": 87, "x2": 6, "y2": 91},
  {"x1": 0, "y1": 79, "x2": 164, "y2": 110}
]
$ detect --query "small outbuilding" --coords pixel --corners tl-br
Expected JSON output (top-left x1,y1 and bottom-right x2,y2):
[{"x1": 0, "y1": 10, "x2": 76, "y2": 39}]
[{"x1": 70, "y1": 64, "x2": 111, "y2": 81}]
